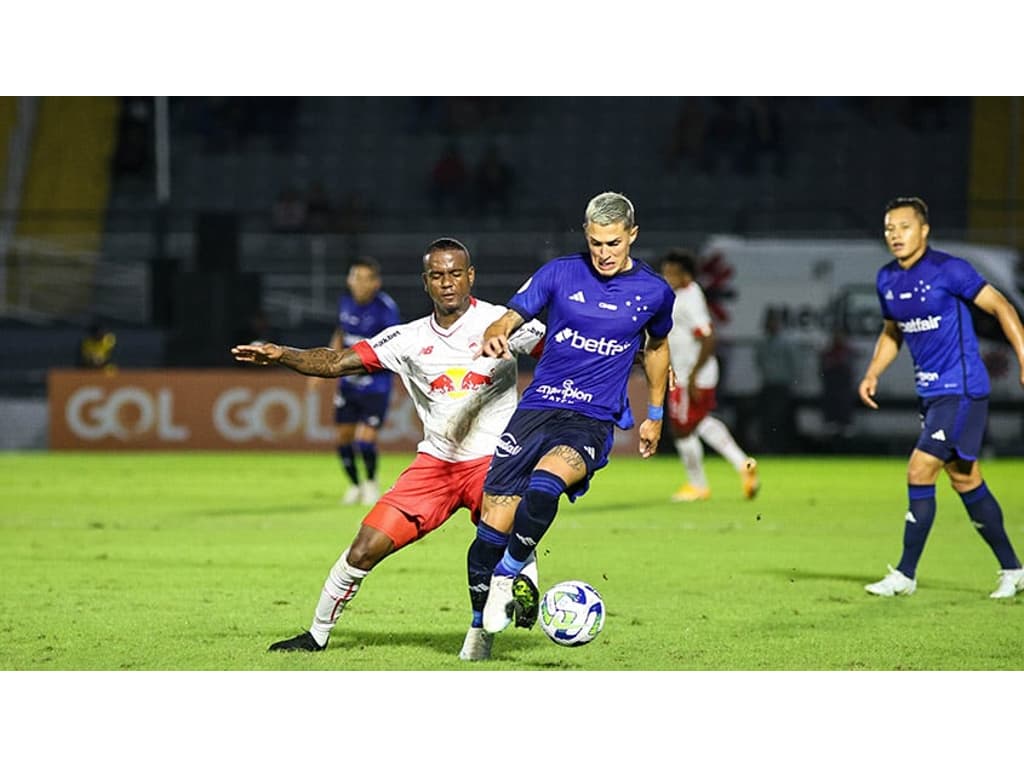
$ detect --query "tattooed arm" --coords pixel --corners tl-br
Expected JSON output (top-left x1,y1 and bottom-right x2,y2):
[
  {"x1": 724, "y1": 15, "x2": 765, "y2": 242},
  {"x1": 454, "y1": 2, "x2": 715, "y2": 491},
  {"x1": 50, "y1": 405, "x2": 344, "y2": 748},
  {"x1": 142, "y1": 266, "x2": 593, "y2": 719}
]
[{"x1": 231, "y1": 342, "x2": 369, "y2": 378}]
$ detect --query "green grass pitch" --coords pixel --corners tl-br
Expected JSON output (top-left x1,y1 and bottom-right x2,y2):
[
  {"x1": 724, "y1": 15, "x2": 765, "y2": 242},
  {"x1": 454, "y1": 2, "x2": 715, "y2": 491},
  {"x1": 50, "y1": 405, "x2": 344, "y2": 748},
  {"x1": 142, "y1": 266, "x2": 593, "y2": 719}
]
[{"x1": 2, "y1": 450, "x2": 1023, "y2": 671}]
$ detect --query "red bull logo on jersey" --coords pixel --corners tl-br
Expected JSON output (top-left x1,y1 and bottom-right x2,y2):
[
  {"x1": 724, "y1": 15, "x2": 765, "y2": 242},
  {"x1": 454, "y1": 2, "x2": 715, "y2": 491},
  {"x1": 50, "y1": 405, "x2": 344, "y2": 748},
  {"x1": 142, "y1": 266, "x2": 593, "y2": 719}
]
[{"x1": 427, "y1": 368, "x2": 493, "y2": 399}]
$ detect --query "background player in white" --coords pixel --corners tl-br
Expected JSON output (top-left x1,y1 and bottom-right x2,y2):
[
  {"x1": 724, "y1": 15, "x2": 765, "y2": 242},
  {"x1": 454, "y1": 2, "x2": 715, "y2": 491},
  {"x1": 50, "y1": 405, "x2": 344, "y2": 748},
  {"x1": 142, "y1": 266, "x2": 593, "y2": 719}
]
[
  {"x1": 232, "y1": 238, "x2": 544, "y2": 656},
  {"x1": 660, "y1": 248, "x2": 760, "y2": 502},
  {"x1": 860, "y1": 197, "x2": 1024, "y2": 599}
]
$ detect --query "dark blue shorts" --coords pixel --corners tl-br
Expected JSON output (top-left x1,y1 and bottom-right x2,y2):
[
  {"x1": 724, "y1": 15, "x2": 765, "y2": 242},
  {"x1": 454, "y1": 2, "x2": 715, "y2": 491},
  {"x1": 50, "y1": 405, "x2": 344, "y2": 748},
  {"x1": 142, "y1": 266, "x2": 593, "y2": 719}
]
[
  {"x1": 916, "y1": 395, "x2": 988, "y2": 462},
  {"x1": 334, "y1": 388, "x2": 390, "y2": 428},
  {"x1": 483, "y1": 407, "x2": 615, "y2": 502}
]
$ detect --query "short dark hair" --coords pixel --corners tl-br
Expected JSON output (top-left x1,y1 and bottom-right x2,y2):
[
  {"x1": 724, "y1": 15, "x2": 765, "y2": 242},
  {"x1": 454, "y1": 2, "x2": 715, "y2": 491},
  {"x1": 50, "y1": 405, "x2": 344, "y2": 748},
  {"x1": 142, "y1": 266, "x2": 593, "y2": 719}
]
[
  {"x1": 660, "y1": 247, "x2": 697, "y2": 277},
  {"x1": 348, "y1": 256, "x2": 382, "y2": 276},
  {"x1": 884, "y1": 196, "x2": 929, "y2": 225},
  {"x1": 424, "y1": 237, "x2": 472, "y2": 266}
]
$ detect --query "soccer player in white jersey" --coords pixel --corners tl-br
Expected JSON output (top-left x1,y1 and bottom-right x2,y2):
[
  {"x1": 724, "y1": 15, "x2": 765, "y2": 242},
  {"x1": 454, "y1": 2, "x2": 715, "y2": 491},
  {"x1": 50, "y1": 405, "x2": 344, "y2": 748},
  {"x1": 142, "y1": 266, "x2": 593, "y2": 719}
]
[
  {"x1": 468, "y1": 191, "x2": 675, "y2": 642},
  {"x1": 660, "y1": 248, "x2": 760, "y2": 502},
  {"x1": 232, "y1": 238, "x2": 545, "y2": 655},
  {"x1": 860, "y1": 197, "x2": 1024, "y2": 599}
]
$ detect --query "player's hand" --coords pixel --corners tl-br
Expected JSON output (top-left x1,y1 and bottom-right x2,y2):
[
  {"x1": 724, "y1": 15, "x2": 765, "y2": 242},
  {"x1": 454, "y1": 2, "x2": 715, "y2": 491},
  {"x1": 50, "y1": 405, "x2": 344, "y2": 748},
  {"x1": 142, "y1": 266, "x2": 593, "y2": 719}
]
[
  {"x1": 638, "y1": 418, "x2": 662, "y2": 458},
  {"x1": 475, "y1": 334, "x2": 511, "y2": 360},
  {"x1": 667, "y1": 366, "x2": 677, "y2": 391},
  {"x1": 858, "y1": 374, "x2": 879, "y2": 409},
  {"x1": 232, "y1": 343, "x2": 282, "y2": 366}
]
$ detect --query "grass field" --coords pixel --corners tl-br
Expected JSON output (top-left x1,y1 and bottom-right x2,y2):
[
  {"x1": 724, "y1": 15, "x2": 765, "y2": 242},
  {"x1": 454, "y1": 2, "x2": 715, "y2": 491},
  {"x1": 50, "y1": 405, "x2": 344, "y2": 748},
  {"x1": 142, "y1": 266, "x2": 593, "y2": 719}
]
[{"x1": 2, "y1": 450, "x2": 1023, "y2": 672}]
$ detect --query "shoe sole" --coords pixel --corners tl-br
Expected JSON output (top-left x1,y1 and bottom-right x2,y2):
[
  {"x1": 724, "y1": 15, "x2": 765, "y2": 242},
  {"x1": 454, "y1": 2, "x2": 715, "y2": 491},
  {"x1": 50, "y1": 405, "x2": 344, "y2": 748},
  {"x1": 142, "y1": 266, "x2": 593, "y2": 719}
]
[{"x1": 511, "y1": 575, "x2": 539, "y2": 629}]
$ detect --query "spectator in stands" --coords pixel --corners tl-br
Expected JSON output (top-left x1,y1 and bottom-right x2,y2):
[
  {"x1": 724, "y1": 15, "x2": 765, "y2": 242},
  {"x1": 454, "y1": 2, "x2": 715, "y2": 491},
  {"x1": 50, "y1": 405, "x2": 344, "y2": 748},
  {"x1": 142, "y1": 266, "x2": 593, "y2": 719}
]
[
  {"x1": 305, "y1": 181, "x2": 333, "y2": 234},
  {"x1": 473, "y1": 143, "x2": 515, "y2": 216},
  {"x1": 429, "y1": 141, "x2": 469, "y2": 214},
  {"x1": 736, "y1": 97, "x2": 787, "y2": 176},
  {"x1": 666, "y1": 97, "x2": 710, "y2": 171},
  {"x1": 754, "y1": 309, "x2": 799, "y2": 452},
  {"x1": 77, "y1": 322, "x2": 117, "y2": 373},
  {"x1": 271, "y1": 186, "x2": 307, "y2": 233},
  {"x1": 819, "y1": 328, "x2": 855, "y2": 437}
]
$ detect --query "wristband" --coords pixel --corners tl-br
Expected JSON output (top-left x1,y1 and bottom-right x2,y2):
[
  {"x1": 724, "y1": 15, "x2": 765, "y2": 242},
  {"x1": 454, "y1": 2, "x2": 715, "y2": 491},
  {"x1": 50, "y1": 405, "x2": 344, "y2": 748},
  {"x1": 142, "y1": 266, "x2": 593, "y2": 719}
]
[{"x1": 647, "y1": 405, "x2": 664, "y2": 420}]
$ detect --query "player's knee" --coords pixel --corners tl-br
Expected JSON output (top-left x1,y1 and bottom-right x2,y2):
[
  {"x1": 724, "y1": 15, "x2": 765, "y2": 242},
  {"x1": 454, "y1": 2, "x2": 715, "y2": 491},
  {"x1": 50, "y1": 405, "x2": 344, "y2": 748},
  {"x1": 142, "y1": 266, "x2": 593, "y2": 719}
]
[
  {"x1": 347, "y1": 527, "x2": 393, "y2": 570},
  {"x1": 522, "y1": 470, "x2": 567, "y2": 526}
]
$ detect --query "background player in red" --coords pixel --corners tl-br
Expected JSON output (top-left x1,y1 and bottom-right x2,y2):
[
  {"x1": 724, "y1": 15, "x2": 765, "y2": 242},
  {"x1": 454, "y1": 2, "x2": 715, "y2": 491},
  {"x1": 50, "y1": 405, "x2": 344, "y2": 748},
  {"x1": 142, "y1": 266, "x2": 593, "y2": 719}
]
[{"x1": 660, "y1": 248, "x2": 759, "y2": 502}]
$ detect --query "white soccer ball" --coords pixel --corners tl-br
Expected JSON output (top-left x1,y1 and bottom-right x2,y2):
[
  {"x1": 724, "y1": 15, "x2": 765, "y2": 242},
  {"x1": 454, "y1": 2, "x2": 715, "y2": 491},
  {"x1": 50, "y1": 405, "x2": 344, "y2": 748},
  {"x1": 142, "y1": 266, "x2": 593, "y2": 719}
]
[{"x1": 539, "y1": 580, "x2": 606, "y2": 647}]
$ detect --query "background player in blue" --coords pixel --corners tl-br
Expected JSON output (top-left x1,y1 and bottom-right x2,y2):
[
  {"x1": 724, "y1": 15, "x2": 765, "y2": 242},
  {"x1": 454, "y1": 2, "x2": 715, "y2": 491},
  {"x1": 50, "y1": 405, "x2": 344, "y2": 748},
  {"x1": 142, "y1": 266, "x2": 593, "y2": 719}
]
[
  {"x1": 329, "y1": 257, "x2": 401, "y2": 504},
  {"x1": 464, "y1": 190, "x2": 675, "y2": 638},
  {"x1": 859, "y1": 197, "x2": 1024, "y2": 599}
]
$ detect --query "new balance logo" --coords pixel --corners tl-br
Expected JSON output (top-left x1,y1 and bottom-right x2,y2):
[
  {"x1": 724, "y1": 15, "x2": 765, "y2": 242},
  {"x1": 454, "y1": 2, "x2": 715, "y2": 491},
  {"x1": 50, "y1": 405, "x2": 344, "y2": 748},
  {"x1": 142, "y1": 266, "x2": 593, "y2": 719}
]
[
  {"x1": 515, "y1": 533, "x2": 538, "y2": 547},
  {"x1": 930, "y1": 429, "x2": 946, "y2": 441},
  {"x1": 884, "y1": 290, "x2": 894, "y2": 300},
  {"x1": 905, "y1": 510, "x2": 917, "y2": 523},
  {"x1": 568, "y1": 291, "x2": 586, "y2": 303},
  {"x1": 583, "y1": 445, "x2": 595, "y2": 459}
]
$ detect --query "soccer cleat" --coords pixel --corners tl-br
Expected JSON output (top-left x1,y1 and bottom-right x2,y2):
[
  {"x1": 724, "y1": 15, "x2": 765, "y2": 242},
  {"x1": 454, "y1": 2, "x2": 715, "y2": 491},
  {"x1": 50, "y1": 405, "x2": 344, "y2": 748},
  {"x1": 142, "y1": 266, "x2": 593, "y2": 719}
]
[
  {"x1": 671, "y1": 484, "x2": 711, "y2": 502},
  {"x1": 511, "y1": 572, "x2": 540, "y2": 629},
  {"x1": 267, "y1": 631, "x2": 326, "y2": 652},
  {"x1": 458, "y1": 627, "x2": 492, "y2": 661},
  {"x1": 989, "y1": 568, "x2": 1024, "y2": 599},
  {"x1": 741, "y1": 458, "x2": 761, "y2": 500},
  {"x1": 482, "y1": 574, "x2": 515, "y2": 633},
  {"x1": 340, "y1": 485, "x2": 362, "y2": 505},
  {"x1": 865, "y1": 565, "x2": 917, "y2": 597},
  {"x1": 360, "y1": 479, "x2": 380, "y2": 505}
]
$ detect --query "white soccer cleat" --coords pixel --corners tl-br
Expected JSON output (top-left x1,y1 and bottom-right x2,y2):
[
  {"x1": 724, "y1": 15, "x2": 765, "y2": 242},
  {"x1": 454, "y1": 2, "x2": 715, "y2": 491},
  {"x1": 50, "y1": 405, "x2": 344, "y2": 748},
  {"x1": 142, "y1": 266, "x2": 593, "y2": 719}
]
[
  {"x1": 360, "y1": 479, "x2": 380, "y2": 505},
  {"x1": 340, "y1": 485, "x2": 362, "y2": 505},
  {"x1": 865, "y1": 565, "x2": 917, "y2": 597},
  {"x1": 989, "y1": 568, "x2": 1024, "y2": 599},
  {"x1": 482, "y1": 574, "x2": 515, "y2": 633},
  {"x1": 458, "y1": 627, "x2": 492, "y2": 661}
]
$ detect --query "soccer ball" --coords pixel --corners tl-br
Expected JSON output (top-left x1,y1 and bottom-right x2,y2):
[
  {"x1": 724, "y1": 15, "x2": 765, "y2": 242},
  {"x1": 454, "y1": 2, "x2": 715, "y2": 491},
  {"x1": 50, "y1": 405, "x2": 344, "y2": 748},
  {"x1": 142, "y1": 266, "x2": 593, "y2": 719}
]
[{"x1": 538, "y1": 580, "x2": 605, "y2": 647}]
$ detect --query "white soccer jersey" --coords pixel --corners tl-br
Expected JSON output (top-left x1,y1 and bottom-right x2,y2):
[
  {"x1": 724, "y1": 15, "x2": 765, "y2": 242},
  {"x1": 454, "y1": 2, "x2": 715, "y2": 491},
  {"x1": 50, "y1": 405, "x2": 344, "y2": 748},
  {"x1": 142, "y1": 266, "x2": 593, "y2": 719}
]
[
  {"x1": 667, "y1": 282, "x2": 719, "y2": 389},
  {"x1": 352, "y1": 298, "x2": 544, "y2": 462}
]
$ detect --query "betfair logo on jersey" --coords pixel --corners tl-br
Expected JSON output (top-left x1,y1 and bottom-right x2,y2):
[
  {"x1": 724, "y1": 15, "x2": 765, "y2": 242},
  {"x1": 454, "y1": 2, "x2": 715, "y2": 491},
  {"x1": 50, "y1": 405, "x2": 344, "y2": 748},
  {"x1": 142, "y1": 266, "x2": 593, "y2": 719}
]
[
  {"x1": 552, "y1": 327, "x2": 629, "y2": 356},
  {"x1": 898, "y1": 315, "x2": 941, "y2": 334}
]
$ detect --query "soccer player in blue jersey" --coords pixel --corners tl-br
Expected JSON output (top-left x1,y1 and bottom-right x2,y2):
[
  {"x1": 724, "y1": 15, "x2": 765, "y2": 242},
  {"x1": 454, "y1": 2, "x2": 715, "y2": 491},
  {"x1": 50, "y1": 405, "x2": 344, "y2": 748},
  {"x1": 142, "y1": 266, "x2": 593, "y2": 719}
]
[
  {"x1": 329, "y1": 257, "x2": 401, "y2": 504},
  {"x1": 859, "y1": 197, "x2": 1024, "y2": 599},
  {"x1": 461, "y1": 190, "x2": 674, "y2": 650}
]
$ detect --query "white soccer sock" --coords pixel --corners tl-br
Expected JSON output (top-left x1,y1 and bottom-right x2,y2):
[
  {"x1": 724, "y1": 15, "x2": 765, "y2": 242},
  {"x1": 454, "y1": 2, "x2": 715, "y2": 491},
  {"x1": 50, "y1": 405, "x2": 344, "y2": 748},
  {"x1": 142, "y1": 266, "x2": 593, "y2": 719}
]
[
  {"x1": 310, "y1": 548, "x2": 369, "y2": 646},
  {"x1": 520, "y1": 550, "x2": 538, "y2": 586},
  {"x1": 696, "y1": 416, "x2": 748, "y2": 472},
  {"x1": 674, "y1": 435, "x2": 707, "y2": 489}
]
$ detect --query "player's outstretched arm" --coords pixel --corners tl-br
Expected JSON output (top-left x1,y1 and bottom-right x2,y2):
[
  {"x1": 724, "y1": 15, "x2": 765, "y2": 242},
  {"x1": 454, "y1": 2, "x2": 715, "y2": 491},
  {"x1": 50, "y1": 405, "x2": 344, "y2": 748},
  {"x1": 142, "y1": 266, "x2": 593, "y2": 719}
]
[
  {"x1": 858, "y1": 320, "x2": 902, "y2": 409},
  {"x1": 638, "y1": 335, "x2": 670, "y2": 458},
  {"x1": 974, "y1": 285, "x2": 1024, "y2": 388},
  {"x1": 478, "y1": 308, "x2": 526, "y2": 359},
  {"x1": 231, "y1": 343, "x2": 368, "y2": 378}
]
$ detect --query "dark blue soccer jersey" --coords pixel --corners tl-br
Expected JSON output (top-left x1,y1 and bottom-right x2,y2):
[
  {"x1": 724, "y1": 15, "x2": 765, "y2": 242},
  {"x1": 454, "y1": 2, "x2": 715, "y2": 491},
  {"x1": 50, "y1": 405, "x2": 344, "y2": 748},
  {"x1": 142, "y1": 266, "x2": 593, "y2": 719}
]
[
  {"x1": 507, "y1": 253, "x2": 675, "y2": 428},
  {"x1": 876, "y1": 247, "x2": 989, "y2": 398},
  {"x1": 336, "y1": 291, "x2": 401, "y2": 395}
]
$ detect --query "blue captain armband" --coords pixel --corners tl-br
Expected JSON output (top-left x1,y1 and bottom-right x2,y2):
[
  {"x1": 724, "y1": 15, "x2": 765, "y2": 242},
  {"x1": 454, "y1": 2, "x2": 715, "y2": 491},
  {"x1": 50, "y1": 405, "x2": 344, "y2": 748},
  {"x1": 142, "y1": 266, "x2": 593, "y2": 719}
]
[{"x1": 647, "y1": 405, "x2": 664, "y2": 421}]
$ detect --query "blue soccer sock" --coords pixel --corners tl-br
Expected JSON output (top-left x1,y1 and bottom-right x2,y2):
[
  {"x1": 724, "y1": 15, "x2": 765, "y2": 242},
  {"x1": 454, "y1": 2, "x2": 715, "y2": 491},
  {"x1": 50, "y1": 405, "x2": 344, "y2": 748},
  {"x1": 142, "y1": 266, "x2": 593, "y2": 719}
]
[
  {"x1": 467, "y1": 522, "x2": 509, "y2": 626},
  {"x1": 355, "y1": 440, "x2": 378, "y2": 481},
  {"x1": 499, "y1": 470, "x2": 567, "y2": 571},
  {"x1": 337, "y1": 444, "x2": 359, "y2": 484},
  {"x1": 896, "y1": 484, "x2": 936, "y2": 579},
  {"x1": 960, "y1": 483, "x2": 1021, "y2": 570}
]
